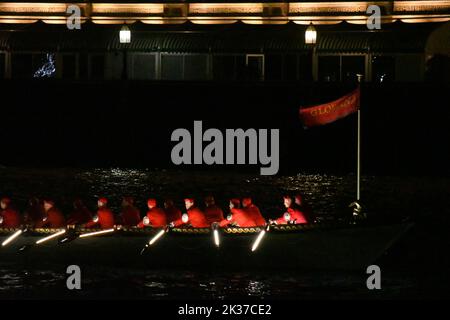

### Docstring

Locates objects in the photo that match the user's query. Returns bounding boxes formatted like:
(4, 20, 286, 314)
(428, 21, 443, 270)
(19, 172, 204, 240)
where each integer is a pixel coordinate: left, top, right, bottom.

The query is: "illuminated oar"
(140, 226, 170, 255)
(2, 229, 23, 247)
(251, 225, 270, 252)
(211, 223, 220, 248)
(79, 228, 115, 238)
(36, 229, 66, 245)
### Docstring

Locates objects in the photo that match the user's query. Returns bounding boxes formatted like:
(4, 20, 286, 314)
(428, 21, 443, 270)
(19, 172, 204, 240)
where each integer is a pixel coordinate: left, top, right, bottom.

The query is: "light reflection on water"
(0, 267, 418, 299)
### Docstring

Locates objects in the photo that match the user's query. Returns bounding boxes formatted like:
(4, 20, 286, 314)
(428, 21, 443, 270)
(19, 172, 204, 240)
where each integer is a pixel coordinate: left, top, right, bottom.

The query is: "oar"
(251, 224, 271, 252)
(2, 228, 25, 247)
(140, 225, 170, 255)
(78, 228, 115, 238)
(35, 229, 67, 244)
(211, 222, 220, 248)
(18, 228, 66, 252)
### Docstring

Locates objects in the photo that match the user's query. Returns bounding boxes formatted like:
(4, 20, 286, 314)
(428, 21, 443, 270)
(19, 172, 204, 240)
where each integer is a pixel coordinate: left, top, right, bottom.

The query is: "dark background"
(1, 80, 449, 176)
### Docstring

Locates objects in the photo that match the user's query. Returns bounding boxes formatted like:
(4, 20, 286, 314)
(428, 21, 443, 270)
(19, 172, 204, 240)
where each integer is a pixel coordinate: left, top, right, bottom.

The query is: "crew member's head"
(184, 198, 195, 210)
(98, 197, 108, 208)
(43, 199, 54, 212)
(229, 198, 240, 209)
(147, 198, 157, 209)
(73, 199, 84, 210)
(283, 195, 293, 209)
(122, 196, 134, 207)
(242, 197, 252, 208)
(294, 194, 303, 206)
(204, 196, 215, 207)
(0, 197, 11, 210)
(164, 199, 174, 209)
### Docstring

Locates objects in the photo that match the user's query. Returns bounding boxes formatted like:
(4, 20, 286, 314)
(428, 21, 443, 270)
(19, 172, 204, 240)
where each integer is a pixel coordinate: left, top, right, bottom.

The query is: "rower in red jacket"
(164, 199, 182, 224)
(0, 197, 21, 228)
(219, 198, 257, 228)
(138, 198, 167, 228)
(172, 198, 208, 228)
(23, 197, 45, 227)
(294, 193, 315, 223)
(119, 197, 141, 227)
(35, 199, 66, 228)
(85, 197, 115, 229)
(67, 199, 93, 225)
(274, 195, 308, 225)
(204, 196, 224, 224)
(242, 197, 266, 226)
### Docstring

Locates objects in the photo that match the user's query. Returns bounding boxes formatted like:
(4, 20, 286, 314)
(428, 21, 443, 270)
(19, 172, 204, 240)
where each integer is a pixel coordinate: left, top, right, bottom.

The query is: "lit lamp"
(305, 22, 317, 81)
(119, 24, 131, 79)
(119, 24, 131, 44)
(305, 23, 317, 45)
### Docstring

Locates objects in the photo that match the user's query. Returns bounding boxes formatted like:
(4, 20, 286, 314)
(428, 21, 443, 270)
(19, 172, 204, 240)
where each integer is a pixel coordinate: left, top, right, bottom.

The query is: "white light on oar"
(79, 228, 114, 238)
(2, 230, 23, 247)
(251, 230, 266, 252)
(36, 229, 66, 245)
(148, 229, 165, 245)
(213, 229, 220, 247)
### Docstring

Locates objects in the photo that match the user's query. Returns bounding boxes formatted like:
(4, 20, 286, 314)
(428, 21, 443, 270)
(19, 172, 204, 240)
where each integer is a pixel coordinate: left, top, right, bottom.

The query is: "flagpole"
(357, 108, 361, 201)
(356, 75, 362, 201)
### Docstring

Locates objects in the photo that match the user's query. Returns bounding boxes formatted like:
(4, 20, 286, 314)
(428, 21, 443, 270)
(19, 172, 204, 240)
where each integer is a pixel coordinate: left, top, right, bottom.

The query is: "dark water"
(0, 166, 449, 299)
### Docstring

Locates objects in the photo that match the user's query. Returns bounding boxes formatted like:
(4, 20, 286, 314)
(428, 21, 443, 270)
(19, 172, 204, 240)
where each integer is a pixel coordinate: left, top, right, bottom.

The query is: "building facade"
(0, 1, 449, 82)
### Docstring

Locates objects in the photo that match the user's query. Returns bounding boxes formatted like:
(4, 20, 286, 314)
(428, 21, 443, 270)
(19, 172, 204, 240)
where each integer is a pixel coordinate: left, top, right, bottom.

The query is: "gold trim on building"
(0, 1, 449, 24)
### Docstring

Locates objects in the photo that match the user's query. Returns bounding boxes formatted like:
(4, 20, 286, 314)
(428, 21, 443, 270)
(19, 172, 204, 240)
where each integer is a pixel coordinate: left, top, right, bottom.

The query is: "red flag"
(299, 87, 360, 128)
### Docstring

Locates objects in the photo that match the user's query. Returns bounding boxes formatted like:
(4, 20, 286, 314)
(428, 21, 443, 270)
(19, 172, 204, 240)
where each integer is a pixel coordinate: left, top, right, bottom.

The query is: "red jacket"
(204, 205, 224, 224)
(0, 208, 21, 228)
(219, 208, 257, 228)
(36, 207, 66, 228)
(165, 206, 182, 223)
(276, 207, 308, 225)
(244, 204, 266, 226)
(85, 207, 115, 229)
(67, 207, 92, 225)
(119, 205, 141, 227)
(24, 204, 45, 226)
(138, 207, 167, 228)
(173, 207, 209, 228)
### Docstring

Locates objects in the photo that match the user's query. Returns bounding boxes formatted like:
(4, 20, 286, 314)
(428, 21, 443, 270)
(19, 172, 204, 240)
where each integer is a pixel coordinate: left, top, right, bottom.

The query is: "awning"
(0, 20, 440, 54)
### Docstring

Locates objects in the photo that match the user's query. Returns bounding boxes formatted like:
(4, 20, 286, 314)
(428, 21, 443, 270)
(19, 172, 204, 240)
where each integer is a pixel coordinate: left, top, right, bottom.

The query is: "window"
(184, 55, 208, 80)
(342, 56, 365, 82)
(62, 54, 76, 79)
(132, 53, 157, 80)
(265, 54, 282, 81)
(213, 55, 236, 80)
(298, 54, 312, 82)
(372, 55, 395, 83)
(161, 54, 183, 80)
(79, 53, 88, 79)
(318, 56, 340, 82)
(246, 54, 264, 81)
(395, 55, 423, 82)
(11, 53, 33, 78)
(0, 53, 4, 78)
(319, 55, 365, 82)
(90, 54, 105, 79)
